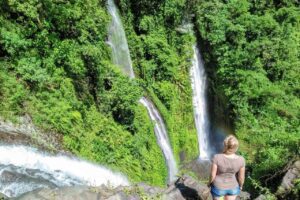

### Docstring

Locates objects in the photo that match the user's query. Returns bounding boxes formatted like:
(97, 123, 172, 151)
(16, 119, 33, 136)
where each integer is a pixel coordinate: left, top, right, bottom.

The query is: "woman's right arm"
(207, 163, 217, 187)
(238, 166, 245, 190)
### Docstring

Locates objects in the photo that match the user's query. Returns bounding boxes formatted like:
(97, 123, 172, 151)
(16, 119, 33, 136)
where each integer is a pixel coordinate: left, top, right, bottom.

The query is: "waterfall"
(0, 145, 129, 197)
(107, 0, 135, 78)
(190, 45, 212, 160)
(139, 97, 178, 182)
(107, 0, 177, 182)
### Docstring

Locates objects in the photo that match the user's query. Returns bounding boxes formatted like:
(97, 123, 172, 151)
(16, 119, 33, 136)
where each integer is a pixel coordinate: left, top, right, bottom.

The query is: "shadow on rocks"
(163, 176, 211, 200)
(175, 178, 202, 200)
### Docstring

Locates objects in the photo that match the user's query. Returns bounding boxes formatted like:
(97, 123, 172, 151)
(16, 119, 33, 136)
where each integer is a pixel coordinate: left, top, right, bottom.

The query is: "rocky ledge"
(0, 175, 251, 200)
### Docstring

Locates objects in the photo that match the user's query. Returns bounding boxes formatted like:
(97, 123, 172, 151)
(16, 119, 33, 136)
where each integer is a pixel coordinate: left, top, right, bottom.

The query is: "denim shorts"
(211, 185, 240, 197)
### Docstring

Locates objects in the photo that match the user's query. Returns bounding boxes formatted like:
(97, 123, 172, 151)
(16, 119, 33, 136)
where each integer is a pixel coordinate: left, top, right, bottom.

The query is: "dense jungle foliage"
(0, 0, 299, 197)
(0, 0, 168, 185)
(117, 0, 199, 163)
(118, 0, 300, 195)
(193, 0, 300, 196)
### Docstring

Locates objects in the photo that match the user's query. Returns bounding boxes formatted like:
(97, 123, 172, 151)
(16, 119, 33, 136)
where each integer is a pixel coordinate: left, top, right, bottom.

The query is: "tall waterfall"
(0, 145, 129, 197)
(107, 0, 177, 182)
(190, 45, 212, 160)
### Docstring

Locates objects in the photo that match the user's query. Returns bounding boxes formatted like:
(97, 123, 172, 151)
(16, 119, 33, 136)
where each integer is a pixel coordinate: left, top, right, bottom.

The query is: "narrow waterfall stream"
(107, 0, 134, 78)
(107, 0, 177, 182)
(0, 145, 129, 197)
(139, 97, 178, 182)
(190, 45, 213, 160)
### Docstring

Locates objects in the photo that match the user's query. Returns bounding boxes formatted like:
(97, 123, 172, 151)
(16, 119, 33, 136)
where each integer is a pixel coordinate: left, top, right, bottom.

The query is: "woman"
(207, 135, 245, 200)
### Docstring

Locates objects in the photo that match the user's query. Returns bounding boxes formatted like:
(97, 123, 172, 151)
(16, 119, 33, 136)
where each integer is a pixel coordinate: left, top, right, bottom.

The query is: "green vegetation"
(1, 0, 299, 196)
(118, 0, 199, 162)
(0, 0, 166, 186)
(193, 0, 300, 195)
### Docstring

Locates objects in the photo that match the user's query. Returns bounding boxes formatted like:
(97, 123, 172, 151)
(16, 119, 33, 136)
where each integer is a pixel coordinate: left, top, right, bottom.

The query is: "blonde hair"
(223, 135, 239, 154)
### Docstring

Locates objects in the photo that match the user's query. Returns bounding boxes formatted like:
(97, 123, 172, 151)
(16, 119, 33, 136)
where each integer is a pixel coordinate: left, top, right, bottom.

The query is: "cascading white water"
(139, 97, 178, 182)
(107, 0, 135, 78)
(0, 145, 129, 197)
(107, 0, 177, 182)
(190, 45, 211, 160)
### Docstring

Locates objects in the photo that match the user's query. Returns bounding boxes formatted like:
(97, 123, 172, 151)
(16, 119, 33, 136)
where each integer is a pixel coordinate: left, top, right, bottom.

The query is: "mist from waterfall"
(107, 0, 178, 182)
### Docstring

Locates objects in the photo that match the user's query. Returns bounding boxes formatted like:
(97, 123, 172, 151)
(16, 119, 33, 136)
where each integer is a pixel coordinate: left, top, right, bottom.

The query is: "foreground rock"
(14, 185, 153, 200)
(0, 176, 252, 200)
(14, 177, 209, 200)
(7, 175, 252, 200)
(163, 175, 211, 200)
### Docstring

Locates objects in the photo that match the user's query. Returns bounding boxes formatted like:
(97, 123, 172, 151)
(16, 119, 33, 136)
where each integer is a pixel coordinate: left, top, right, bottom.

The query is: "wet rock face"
(0, 115, 35, 136)
(0, 116, 64, 152)
(0, 115, 45, 146)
